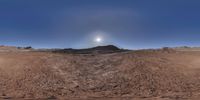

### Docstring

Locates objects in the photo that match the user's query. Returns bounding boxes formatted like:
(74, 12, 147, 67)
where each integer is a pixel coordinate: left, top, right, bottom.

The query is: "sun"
(95, 37, 102, 43)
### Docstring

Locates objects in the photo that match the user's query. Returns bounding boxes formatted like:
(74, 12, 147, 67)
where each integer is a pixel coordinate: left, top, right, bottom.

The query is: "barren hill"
(51, 45, 127, 54)
(0, 46, 200, 100)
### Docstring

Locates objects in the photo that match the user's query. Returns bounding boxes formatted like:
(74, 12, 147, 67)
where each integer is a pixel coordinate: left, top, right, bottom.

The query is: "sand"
(0, 47, 200, 100)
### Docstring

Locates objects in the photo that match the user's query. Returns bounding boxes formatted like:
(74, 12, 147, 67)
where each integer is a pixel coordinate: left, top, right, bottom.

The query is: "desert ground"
(0, 46, 200, 100)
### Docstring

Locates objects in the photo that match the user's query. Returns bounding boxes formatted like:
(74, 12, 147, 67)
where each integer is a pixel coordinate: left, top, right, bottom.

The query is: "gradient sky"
(0, 0, 200, 49)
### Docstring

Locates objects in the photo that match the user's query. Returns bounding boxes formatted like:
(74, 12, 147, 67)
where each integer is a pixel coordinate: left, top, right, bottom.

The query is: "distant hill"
(0, 45, 32, 52)
(172, 46, 200, 51)
(51, 45, 129, 54)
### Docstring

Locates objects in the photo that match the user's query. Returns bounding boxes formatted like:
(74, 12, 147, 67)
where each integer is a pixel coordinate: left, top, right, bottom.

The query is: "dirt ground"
(0, 47, 200, 100)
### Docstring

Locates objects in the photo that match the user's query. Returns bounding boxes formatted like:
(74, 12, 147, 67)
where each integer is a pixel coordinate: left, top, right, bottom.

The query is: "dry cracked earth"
(0, 46, 200, 100)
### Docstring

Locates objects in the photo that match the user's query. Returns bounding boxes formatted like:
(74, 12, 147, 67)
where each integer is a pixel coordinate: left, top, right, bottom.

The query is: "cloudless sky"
(0, 0, 200, 49)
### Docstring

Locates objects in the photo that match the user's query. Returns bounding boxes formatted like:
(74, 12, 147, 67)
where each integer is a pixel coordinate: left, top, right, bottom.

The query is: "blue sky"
(0, 0, 200, 49)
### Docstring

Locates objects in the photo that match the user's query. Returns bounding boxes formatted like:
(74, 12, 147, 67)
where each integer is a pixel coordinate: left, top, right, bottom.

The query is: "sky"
(0, 0, 200, 49)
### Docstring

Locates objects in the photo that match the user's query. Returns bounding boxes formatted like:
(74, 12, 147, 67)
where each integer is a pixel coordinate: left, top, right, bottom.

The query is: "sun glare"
(95, 37, 102, 43)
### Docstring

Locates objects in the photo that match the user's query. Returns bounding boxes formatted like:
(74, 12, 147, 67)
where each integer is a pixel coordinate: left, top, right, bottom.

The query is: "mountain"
(51, 45, 129, 54)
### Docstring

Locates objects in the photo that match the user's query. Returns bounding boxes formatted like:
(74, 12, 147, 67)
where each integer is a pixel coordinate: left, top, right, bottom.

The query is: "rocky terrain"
(0, 45, 200, 100)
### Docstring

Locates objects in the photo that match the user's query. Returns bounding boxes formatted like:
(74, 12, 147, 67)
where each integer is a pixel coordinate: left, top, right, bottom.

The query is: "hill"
(51, 45, 128, 54)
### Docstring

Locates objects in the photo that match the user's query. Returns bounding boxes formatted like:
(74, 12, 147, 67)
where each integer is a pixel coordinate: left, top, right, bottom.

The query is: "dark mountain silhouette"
(52, 45, 128, 54)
